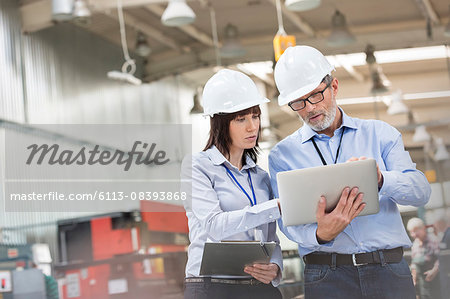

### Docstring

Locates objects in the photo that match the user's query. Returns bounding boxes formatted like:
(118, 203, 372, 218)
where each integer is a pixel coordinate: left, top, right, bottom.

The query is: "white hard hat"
(274, 46, 335, 106)
(202, 69, 270, 117)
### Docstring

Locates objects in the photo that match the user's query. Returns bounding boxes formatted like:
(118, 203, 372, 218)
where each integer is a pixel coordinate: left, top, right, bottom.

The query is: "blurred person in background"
(432, 210, 450, 298)
(181, 69, 283, 299)
(407, 217, 441, 299)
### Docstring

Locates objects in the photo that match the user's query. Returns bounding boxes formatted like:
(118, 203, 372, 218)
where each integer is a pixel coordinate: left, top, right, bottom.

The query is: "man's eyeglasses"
(288, 82, 331, 111)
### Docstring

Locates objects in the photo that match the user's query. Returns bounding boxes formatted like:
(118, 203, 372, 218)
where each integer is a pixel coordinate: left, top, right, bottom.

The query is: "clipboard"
(199, 241, 276, 276)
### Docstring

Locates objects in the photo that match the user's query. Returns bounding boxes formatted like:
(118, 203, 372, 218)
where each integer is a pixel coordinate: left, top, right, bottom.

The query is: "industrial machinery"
(55, 201, 188, 299)
(0, 244, 51, 299)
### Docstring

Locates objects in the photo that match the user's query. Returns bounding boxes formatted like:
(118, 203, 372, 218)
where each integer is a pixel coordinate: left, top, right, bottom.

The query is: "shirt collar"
(299, 107, 358, 144)
(207, 145, 257, 170)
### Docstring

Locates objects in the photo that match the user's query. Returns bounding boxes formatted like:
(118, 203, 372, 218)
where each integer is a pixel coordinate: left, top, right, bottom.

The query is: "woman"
(181, 69, 283, 299)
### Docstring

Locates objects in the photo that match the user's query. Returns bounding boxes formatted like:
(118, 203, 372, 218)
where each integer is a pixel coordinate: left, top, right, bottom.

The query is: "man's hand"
(424, 266, 439, 282)
(347, 156, 383, 189)
(316, 187, 365, 243)
(411, 268, 417, 285)
(244, 263, 279, 284)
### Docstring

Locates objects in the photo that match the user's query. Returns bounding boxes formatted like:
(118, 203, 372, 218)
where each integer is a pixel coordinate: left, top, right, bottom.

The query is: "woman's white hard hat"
(202, 69, 270, 117)
(274, 46, 335, 106)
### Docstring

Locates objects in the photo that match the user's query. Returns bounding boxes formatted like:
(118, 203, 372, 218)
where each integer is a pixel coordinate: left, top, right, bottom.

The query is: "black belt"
(303, 247, 403, 266)
(185, 277, 262, 285)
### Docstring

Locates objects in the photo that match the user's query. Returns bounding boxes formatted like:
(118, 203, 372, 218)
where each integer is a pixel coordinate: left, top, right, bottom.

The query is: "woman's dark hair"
(203, 105, 261, 165)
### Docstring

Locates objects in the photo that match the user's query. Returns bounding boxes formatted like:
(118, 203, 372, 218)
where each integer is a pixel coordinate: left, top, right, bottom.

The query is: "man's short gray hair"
(321, 74, 333, 85)
(407, 217, 425, 231)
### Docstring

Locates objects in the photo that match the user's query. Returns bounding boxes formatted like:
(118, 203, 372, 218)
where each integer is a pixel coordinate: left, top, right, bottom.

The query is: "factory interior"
(0, 0, 450, 298)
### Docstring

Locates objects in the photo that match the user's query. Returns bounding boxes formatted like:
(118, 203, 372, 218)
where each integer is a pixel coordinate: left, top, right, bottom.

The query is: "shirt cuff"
(269, 243, 283, 287)
(299, 226, 335, 251)
(312, 226, 335, 248)
(271, 265, 282, 287)
(258, 199, 281, 222)
(379, 170, 398, 198)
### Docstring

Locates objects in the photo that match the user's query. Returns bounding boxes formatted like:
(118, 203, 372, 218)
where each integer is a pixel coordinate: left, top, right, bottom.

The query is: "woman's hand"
(244, 263, 279, 284)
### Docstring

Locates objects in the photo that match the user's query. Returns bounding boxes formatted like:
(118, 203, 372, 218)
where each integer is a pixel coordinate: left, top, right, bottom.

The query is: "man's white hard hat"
(274, 46, 335, 106)
(202, 69, 269, 117)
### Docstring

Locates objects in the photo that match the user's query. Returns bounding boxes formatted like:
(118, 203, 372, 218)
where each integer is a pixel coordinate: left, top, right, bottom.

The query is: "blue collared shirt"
(268, 108, 431, 257)
(181, 146, 282, 285)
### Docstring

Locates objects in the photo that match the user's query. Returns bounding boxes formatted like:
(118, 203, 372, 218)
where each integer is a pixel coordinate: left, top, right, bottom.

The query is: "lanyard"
(222, 165, 257, 206)
(311, 127, 345, 166)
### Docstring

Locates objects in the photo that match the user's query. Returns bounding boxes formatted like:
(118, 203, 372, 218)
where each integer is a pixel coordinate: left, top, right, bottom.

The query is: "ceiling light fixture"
(135, 32, 152, 57)
(285, 0, 321, 11)
(327, 10, 356, 47)
(434, 137, 449, 161)
(365, 44, 391, 95)
(161, 0, 196, 27)
(413, 125, 431, 143)
(370, 69, 391, 94)
(190, 87, 203, 114)
(220, 24, 246, 58)
(107, 71, 142, 85)
(52, 0, 74, 21)
(387, 90, 409, 115)
(73, 0, 91, 24)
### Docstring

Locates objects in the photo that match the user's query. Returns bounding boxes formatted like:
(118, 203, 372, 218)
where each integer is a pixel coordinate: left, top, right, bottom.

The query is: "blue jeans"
(184, 280, 282, 299)
(304, 258, 415, 299)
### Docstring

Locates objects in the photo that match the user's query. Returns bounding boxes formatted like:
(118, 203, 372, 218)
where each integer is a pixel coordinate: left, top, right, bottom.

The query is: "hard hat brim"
(203, 97, 270, 117)
(278, 78, 324, 106)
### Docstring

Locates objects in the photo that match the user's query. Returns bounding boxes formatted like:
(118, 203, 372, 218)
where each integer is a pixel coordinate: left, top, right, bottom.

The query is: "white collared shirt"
(181, 146, 282, 285)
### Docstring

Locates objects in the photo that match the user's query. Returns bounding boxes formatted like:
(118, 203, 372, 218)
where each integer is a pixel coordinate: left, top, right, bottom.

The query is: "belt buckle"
(352, 253, 368, 266)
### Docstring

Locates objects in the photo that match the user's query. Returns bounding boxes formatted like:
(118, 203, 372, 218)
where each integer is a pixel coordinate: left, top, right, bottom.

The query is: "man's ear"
(332, 78, 339, 97)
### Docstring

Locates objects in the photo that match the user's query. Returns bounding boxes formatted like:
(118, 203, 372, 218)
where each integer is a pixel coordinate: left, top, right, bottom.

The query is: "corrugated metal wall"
(0, 0, 26, 123)
(0, 0, 194, 262)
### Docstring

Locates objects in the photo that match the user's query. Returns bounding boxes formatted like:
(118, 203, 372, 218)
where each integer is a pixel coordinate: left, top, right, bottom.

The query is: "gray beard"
(302, 100, 337, 132)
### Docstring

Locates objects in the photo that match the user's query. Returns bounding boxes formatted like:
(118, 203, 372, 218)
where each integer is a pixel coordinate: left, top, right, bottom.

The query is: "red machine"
(55, 201, 188, 299)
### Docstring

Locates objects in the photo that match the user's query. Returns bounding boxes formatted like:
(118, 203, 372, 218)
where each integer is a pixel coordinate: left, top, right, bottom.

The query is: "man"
(407, 217, 441, 299)
(269, 46, 431, 299)
(433, 211, 450, 298)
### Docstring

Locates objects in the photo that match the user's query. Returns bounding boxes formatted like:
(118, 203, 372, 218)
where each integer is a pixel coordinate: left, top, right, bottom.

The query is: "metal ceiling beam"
(20, 0, 53, 33)
(102, 9, 189, 53)
(266, 0, 316, 37)
(88, 0, 177, 10)
(20, 0, 189, 52)
(146, 23, 450, 83)
(19, 0, 171, 33)
(236, 64, 275, 87)
(144, 5, 216, 47)
(333, 55, 365, 83)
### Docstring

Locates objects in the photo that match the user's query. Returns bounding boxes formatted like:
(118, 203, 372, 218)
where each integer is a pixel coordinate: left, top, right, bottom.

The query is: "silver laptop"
(277, 159, 380, 226)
